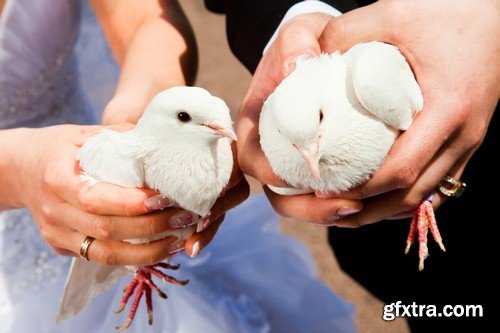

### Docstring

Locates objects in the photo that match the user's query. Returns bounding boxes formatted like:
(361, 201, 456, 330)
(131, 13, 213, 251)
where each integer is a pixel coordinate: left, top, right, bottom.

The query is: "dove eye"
(319, 109, 324, 122)
(177, 111, 192, 123)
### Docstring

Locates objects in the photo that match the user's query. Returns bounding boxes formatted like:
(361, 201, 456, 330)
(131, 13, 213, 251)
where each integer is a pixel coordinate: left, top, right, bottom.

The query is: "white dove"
(260, 41, 445, 270)
(57, 86, 236, 330)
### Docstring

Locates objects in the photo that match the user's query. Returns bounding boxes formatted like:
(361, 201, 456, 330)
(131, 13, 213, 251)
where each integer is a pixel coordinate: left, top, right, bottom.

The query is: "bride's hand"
(5, 124, 199, 266)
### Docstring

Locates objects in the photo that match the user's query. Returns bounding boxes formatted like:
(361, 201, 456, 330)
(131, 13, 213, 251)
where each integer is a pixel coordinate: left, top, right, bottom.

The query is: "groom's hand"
(237, 13, 363, 225)
(318, 0, 499, 226)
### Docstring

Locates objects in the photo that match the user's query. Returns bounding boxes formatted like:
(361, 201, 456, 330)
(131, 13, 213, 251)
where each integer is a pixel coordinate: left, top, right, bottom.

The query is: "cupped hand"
(317, 0, 500, 226)
(103, 98, 249, 259)
(11, 124, 204, 266)
(237, 13, 363, 225)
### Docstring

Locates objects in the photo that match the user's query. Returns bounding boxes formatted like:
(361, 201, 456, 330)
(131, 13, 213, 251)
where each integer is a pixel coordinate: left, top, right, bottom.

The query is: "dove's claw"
(114, 262, 187, 329)
(115, 277, 139, 314)
(405, 197, 446, 270)
(145, 284, 153, 325)
(116, 282, 144, 331)
(405, 214, 418, 254)
(115, 319, 132, 332)
(156, 262, 181, 270)
(144, 265, 190, 286)
(142, 274, 168, 299)
(424, 200, 446, 252)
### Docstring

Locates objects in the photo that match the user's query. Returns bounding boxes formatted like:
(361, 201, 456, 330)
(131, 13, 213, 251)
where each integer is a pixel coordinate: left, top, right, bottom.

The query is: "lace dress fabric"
(0, 0, 113, 313)
(0, 1, 356, 332)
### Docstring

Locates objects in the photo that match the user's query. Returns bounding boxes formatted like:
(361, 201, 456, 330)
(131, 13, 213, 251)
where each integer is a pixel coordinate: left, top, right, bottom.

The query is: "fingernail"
(190, 241, 201, 258)
(168, 212, 197, 228)
(145, 195, 174, 211)
(168, 241, 185, 255)
(196, 215, 211, 233)
(315, 191, 339, 199)
(337, 207, 361, 217)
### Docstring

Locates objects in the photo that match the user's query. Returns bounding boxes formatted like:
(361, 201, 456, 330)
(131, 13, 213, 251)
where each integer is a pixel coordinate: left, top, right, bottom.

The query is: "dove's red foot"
(405, 195, 446, 271)
(114, 263, 189, 331)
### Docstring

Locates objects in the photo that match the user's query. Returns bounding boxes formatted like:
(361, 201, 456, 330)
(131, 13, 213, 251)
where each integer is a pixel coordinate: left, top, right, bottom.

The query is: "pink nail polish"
(145, 195, 174, 211)
(196, 215, 211, 233)
(168, 241, 185, 255)
(168, 212, 197, 228)
(315, 191, 339, 199)
(337, 207, 361, 217)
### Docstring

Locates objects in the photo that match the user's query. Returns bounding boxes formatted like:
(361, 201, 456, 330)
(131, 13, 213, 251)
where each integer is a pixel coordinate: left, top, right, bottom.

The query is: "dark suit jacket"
(204, 0, 375, 72)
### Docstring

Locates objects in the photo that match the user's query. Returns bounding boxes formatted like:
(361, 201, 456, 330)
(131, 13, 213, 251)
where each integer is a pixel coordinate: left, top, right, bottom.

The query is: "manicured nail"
(168, 212, 197, 228)
(315, 191, 339, 199)
(145, 195, 174, 211)
(168, 241, 185, 255)
(196, 215, 211, 233)
(190, 241, 201, 258)
(337, 207, 361, 217)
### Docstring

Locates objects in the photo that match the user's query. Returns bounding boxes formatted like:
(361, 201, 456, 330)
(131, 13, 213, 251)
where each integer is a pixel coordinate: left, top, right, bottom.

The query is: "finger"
(52, 156, 166, 216)
(273, 16, 323, 76)
(386, 192, 448, 220)
(263, 186, 362, 225)
(319, 2, 390, 53)
(185, 215, 225, 257)
(237, 63, 291, 188)
(64, 231, 184, 266)
(53, 202, 197, 240)
(336, 145, 470, 227)
(73, 124, 135, 146)
(237, 17, 325, 188)
(236, 128, 288, 186)
(198, 178, 250, 232)
(342, 98, 459, 200)
(224, 141, 245, 191)
(70, 179, 168, 216)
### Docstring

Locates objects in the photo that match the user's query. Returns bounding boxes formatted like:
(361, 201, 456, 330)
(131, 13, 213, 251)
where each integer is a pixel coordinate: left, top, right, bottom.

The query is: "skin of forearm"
(90, 0, 197, 125)
(0, 128, 31, 210)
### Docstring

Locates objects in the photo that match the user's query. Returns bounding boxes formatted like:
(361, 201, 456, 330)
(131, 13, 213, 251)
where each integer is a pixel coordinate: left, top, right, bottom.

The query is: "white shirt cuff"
(263, 0, 342, 54)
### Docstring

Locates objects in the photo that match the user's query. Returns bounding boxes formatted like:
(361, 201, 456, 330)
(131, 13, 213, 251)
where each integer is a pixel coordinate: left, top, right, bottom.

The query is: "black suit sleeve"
(205, 0, 363, 73)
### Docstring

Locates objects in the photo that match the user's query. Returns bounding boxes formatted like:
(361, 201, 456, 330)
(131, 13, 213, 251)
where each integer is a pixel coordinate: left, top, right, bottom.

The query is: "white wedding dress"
(0, 1, 356, 332)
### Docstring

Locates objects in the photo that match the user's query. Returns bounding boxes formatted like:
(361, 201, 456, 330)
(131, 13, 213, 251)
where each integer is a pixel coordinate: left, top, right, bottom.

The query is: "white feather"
(344, 41, 423, 130)
(57, 86, 234, 321)
(260, 42, 423, 195)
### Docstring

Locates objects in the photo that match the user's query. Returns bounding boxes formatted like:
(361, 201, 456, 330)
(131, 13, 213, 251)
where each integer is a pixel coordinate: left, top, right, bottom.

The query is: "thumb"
(271, 13, 333, 77)
(319, 3, 390, 53)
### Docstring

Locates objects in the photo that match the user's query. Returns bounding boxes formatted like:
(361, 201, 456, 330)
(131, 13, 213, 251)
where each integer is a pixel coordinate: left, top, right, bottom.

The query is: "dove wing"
(78, 129, 145, 187)
(344, 41, 423, 130)
(56, 258, 131, 322)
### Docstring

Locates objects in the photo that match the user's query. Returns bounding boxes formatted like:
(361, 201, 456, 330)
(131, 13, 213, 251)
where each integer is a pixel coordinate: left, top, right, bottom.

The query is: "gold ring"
(438, 176, 466, 197)
(79, 236, 95, 261)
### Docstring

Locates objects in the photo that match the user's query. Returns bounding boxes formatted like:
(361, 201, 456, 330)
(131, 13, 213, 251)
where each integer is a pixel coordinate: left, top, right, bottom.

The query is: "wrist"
(102, 94, 147, 125)
(0, 127, 35, 209)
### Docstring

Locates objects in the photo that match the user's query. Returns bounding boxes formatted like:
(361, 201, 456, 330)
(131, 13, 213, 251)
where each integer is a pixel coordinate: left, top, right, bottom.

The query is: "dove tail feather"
(56, 258, 131, 323)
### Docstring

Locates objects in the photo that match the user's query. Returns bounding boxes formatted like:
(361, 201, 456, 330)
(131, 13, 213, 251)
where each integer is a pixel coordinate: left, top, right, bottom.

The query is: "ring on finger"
(79, 235, 95, 261)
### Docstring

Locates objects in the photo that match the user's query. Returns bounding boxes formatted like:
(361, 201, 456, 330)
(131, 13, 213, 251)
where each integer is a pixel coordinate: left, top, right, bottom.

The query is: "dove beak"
(205, 121, 237, 142)
(296, 142, 321, 180)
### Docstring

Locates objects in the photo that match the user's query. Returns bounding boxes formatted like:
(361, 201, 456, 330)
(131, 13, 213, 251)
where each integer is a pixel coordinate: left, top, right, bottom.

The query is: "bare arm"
(89, 0, 197, 124)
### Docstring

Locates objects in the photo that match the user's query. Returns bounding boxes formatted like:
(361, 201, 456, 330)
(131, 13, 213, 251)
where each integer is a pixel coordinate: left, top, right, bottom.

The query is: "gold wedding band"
(79, 236, 95, 261)
(438, 176, 467, 197)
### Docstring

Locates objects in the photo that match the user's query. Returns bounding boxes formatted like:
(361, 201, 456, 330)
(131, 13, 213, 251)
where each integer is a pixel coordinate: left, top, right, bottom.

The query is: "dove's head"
(137, 86, 236, 143)
(265, 74, 325, 180)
